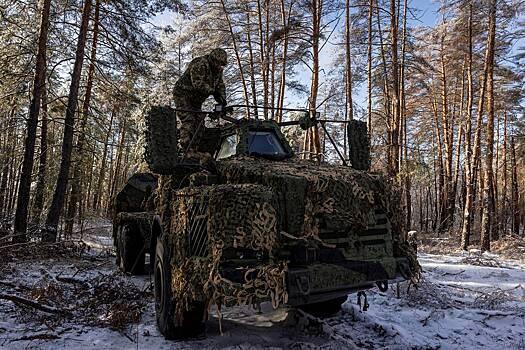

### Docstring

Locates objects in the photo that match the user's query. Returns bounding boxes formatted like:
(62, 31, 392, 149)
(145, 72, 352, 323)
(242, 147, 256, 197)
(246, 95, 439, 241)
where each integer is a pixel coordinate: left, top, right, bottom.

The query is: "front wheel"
(154, 234, 206, 339)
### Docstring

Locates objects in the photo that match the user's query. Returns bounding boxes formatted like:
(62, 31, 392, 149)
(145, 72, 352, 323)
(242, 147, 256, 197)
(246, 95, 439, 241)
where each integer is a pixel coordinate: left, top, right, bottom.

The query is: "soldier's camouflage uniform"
(173, 48, 227, 160)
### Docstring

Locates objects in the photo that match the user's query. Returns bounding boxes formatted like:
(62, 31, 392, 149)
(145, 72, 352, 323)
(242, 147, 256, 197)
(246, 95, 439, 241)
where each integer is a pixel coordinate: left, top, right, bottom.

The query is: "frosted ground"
(1, 223, 524, 350)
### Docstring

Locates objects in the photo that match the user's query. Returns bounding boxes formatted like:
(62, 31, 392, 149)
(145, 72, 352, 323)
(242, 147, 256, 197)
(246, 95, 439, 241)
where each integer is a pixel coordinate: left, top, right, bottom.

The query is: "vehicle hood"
(217, 157, 401, 240)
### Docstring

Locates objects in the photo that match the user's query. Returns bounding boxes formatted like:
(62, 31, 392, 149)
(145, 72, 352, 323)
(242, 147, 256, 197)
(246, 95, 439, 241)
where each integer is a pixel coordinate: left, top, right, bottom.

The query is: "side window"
(217, 134, 238, 159)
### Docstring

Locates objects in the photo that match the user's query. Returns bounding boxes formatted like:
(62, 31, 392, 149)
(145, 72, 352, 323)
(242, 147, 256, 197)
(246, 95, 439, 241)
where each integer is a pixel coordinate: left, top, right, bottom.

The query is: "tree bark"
(256, 0, 268, 119)
(501, 111, 508, 236)
(308, 0, 322, 160)
(31, 70, 49, 224)
(0, 105, 16, 218)
(400, 0, 409, 229)
(108, 120, 127, 215)
(245, 5, 259, 118)
(480, 0, 496, 252)
(367, 0, 373, 135)
(461, 2, 475, 250)
(13, 0, 52, 242)
(65, 0, 100, 237)
(276, 0, 292, 122)
(389, 0, 400, 177)
(93, 111, 114, 212)
(439, 31, 454, 233)
(343, 0, 353, 159)
(42, 0, 92, 242)
(510, 136, 520, 235)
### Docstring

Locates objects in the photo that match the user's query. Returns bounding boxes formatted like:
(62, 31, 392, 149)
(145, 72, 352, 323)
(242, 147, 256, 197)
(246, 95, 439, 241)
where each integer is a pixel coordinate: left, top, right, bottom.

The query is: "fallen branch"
(441, 270, 465, 276)
(0, 280, 30, 290)
(0, 293, 70, 315)
(10, 333, 60, 342)
(56, 276, 91, 287)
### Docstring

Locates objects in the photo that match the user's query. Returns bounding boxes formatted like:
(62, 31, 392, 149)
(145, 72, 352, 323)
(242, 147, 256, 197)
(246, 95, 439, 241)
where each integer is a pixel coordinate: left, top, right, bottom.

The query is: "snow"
(1, 225, 525, 350)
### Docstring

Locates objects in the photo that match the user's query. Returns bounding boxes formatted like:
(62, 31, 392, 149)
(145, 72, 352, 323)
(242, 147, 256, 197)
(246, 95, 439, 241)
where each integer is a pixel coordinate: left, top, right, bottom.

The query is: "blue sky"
(410, 0, 440, 26)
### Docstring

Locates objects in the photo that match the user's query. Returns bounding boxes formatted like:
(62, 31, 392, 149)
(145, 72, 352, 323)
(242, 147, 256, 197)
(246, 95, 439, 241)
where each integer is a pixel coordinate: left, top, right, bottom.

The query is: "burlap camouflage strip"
(155, 178, 288, 327)
(347, 119, 371, 171)
(216, 157, 402, 243)
(144, 106, 178, 174)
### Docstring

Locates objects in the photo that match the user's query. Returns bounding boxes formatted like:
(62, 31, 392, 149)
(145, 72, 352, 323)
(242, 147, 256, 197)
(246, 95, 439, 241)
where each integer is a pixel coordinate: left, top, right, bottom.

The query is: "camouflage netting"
(154, 153, 419, 325)
(144, 106, 178, 174)
(347, 120, 371, 171)
(155, 178, 288, 327)
(217, 157, 403, 244)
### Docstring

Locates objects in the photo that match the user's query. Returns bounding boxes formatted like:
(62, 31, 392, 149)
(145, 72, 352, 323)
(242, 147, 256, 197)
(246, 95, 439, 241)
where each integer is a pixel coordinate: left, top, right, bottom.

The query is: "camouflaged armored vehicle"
(113, 105, 418, 339)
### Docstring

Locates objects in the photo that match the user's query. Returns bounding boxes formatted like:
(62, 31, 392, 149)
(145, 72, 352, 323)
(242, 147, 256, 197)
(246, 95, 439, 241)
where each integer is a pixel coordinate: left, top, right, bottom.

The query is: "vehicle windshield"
(216, 130, 288, 160)
(247, 131, 287, 157)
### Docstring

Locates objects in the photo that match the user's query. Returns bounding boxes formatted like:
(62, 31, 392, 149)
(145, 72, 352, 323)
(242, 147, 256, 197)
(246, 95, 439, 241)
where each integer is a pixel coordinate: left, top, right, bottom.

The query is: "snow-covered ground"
(1, 226, 524, 350)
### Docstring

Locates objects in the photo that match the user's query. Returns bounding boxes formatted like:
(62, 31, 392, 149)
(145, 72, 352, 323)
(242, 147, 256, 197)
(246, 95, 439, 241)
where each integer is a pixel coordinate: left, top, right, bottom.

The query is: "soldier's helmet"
(209, 48, 228, 67)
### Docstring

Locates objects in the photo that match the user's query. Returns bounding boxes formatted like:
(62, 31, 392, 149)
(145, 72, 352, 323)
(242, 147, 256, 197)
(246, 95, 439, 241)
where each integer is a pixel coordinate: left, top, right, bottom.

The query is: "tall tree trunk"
(245, 5, 259, 118)
(276, 0, 292, 122)
(367, 0, 373, 135)
(493, 113, 500, 238)
(43, 0, 92, 242)
(502, 111, 508, 236)
(13, 0, 52, 242)
(0, 105, 16, 218)
(431, 94, 445, 231)
(480, 0, 496, 252)
(256, 0, 268, 119)
(308, 0, 322, 160)
(345, 0, 353, 124)
(108, 120, 127, 215)
(9, 162, 22, 216)
(389, 0, 400, 177)
(461, 2, 475, 250)
(451, 60, 466, 234)
(264, 0, 271, 117)
(65, 0, 100, 237)
(343, 0, 353, 159)
(510, 136, 520, 235)
(84, 149, 95, 215)
(93, 111, 114, 212)
(31, 71, 49, 223)
(439, 32, 454, 233)
(376, 4, 391, 135)
(400, 0, 409, 229)
(270, 40, 277, 119)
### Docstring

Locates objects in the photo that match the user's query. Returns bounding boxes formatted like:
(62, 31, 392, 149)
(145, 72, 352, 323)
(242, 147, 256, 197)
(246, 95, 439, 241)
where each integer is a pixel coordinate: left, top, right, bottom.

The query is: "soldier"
(173, 48, 228, 163)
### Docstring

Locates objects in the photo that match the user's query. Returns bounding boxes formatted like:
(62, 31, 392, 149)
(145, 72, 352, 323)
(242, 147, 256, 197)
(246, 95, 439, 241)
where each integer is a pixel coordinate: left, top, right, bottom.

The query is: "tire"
(154, 234, 206, 339)
(298, 296, 348, 318)
(118, 223, 145, 274)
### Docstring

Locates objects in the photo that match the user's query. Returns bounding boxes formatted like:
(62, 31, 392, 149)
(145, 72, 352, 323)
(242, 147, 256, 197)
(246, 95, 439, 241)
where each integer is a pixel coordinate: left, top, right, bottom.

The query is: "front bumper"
(285, 257, 409, 306)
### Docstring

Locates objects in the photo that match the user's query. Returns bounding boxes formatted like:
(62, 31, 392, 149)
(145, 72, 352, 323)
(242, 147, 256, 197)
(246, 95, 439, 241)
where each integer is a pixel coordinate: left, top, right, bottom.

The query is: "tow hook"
(357, 291, 369, 311)
(296, 274, 310, 295)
